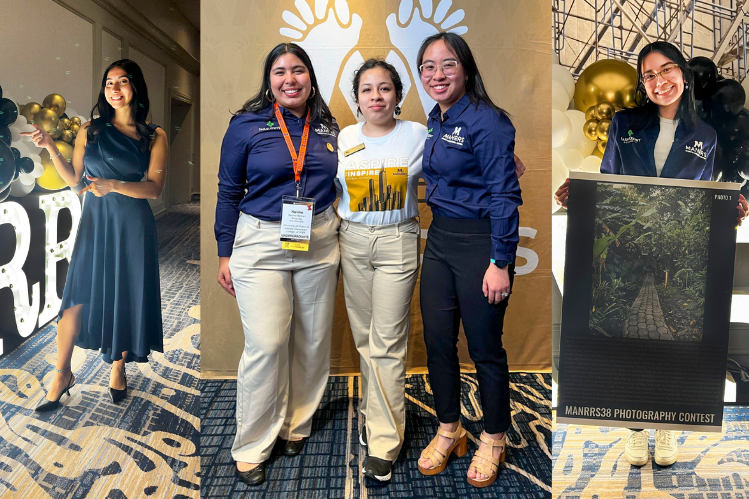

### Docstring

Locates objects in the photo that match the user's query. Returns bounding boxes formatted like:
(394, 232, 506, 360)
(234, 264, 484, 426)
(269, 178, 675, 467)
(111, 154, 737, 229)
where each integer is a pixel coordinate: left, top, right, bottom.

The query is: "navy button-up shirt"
(601, 107, 716, 180)
(215, 106, 339, 257)
(423, 94, 522, 264)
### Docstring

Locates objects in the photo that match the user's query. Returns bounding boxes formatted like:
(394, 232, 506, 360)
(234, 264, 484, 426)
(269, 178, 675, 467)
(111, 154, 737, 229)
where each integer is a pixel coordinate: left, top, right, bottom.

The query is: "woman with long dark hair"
(214, 43, 340, 486)
(555, 41, 747, 467)
(414, 32, 522, 488)
(23, 59, 168, 410)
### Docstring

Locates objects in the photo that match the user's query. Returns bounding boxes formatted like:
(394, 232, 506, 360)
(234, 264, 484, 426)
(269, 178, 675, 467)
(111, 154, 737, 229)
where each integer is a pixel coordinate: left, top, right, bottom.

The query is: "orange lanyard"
(274, 102, 311, 197)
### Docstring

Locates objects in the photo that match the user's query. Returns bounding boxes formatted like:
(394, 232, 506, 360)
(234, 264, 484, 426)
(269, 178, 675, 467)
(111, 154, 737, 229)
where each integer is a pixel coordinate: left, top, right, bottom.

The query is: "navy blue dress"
(59, 122, 163, 363)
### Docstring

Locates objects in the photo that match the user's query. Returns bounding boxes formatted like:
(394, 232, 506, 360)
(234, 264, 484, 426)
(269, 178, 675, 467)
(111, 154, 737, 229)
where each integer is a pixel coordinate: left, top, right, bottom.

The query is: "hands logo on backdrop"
(279, 0, 468, 120)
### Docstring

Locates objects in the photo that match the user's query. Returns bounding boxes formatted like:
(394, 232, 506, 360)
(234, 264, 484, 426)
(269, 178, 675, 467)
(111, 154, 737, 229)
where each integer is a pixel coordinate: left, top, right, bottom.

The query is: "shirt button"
(369, 227, 374, 232)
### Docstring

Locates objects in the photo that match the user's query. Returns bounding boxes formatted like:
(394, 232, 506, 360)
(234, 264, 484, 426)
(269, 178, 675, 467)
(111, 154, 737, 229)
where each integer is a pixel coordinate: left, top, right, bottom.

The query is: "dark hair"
(88, 59, 152, 152)
(235, 43, 333, 128)
(416, 32, 508, 117)
(351, 59, 404, 117)
(635, 41, 698, 129)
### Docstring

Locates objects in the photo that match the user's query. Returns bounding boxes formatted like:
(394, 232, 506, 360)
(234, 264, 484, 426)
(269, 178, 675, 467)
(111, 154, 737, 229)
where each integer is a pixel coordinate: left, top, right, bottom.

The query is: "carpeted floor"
(200, 372, 551, 498)
(0, 203, 201, 499)
(553, 407, 749, 498)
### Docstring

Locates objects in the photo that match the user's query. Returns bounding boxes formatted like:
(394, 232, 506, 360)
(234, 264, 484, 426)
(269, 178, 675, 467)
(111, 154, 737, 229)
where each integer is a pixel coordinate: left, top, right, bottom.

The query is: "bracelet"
(50, 152, 62, 160)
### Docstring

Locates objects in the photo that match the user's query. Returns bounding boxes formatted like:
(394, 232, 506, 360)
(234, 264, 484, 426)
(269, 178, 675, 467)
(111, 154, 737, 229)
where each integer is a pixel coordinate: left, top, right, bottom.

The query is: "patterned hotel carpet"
(200, 373, 551, 498)
(0, 203, 200, 498)
(553, 407, 749, 498)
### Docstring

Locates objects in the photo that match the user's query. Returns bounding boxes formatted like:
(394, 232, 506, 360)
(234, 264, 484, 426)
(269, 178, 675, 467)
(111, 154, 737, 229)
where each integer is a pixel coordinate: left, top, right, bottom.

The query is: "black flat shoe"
(108, 369, 128, 403)
(281, 438, 306, 456)
(363, 456, 393, 482)
(36, 370, 75, 412)
(236, 462, 266, 486)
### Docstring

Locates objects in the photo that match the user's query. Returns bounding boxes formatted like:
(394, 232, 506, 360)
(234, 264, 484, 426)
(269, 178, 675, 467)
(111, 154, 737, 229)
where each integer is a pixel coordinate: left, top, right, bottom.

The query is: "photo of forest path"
(589, 182, 711, 342)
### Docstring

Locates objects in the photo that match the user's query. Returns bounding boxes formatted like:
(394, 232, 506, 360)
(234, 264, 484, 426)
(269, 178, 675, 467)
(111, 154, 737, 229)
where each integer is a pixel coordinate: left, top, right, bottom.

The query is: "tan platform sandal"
(417, 423, 468, 476)
(467, 431, 506, 488)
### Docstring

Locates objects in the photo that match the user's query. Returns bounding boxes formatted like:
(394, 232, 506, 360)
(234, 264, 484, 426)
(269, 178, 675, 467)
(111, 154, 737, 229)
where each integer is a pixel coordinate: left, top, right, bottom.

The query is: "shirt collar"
(428, 93, 471, 122)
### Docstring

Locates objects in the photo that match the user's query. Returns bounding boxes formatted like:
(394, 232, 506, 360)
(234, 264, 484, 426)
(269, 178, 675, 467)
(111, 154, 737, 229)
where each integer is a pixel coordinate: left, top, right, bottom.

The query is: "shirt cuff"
(217, 242, 234, 258)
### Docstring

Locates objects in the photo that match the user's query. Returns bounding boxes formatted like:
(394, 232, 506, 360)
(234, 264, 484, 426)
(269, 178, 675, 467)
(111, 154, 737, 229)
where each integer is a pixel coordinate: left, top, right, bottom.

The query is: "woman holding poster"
(555, 41, 748, 467)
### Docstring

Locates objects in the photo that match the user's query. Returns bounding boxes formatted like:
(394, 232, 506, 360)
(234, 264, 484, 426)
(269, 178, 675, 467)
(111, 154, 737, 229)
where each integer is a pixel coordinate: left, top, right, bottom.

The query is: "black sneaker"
(362, 456, 392, 482)
(359, 425, 367, 447)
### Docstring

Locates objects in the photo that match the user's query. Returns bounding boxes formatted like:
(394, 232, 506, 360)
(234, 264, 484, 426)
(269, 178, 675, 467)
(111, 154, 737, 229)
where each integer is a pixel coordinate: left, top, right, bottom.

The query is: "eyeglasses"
(419, 60, 460, 78)
(641, 63, 680, 85)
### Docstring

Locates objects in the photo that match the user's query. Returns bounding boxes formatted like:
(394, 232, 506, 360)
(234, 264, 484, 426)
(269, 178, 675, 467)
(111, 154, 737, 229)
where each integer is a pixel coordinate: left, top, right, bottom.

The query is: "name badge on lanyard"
(275, 102, 315, 250)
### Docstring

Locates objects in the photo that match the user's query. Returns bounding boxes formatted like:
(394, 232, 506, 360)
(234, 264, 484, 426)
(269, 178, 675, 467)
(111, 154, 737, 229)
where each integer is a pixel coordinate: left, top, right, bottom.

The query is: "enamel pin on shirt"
(343, 143, 365, 157)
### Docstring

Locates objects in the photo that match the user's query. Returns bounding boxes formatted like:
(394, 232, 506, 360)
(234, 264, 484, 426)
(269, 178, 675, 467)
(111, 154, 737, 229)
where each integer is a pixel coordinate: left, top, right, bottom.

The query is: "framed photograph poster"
(557, 171, 740, 431)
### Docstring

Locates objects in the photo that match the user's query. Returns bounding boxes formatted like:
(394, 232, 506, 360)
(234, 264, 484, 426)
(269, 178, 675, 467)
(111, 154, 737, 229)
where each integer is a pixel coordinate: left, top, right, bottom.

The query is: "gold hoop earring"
(265, 89, 275, 102)
(309, 87, 316, 99)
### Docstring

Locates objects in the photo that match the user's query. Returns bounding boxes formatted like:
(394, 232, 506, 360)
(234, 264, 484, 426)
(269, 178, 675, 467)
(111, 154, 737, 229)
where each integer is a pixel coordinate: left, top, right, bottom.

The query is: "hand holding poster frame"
(557, 171, 739, 431)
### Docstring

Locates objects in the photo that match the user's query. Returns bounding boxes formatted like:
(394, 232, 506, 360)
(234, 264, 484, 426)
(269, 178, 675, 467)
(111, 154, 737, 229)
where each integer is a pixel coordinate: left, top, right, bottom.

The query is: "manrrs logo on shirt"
(441, 126, 465, 146)
(314, 124, 337, 137)
(685, 140, 707, 159)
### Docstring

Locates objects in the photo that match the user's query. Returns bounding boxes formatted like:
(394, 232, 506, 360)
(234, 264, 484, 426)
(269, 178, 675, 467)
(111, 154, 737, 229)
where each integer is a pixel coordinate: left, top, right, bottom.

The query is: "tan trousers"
(339, 218, 419, 461)
(229, 206, 340, 463)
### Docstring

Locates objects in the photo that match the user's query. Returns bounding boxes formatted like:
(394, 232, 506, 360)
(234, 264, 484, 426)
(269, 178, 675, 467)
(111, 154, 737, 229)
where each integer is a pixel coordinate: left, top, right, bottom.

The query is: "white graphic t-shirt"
(335, 120, 426, 226)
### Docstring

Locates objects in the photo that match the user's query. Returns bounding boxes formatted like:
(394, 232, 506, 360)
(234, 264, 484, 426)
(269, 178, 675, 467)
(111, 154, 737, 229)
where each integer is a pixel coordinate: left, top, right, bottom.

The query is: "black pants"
(420, 215, 513, 434)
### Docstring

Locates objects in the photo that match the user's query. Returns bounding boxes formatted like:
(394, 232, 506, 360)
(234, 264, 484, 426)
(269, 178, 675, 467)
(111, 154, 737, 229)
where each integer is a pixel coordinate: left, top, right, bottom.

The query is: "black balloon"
(704, 79, 746, 118)
(0, 126, 11, 146)
(10, 147, 20, 160)
(0, 142, 15, 193)
(0, 98, 18, 127)
(719, 110, 749, 148)
(15, 156, 34, 175)
(0, 185, 10, 202)
(0, 83, 3, 100)
(689, 57, 718, 100)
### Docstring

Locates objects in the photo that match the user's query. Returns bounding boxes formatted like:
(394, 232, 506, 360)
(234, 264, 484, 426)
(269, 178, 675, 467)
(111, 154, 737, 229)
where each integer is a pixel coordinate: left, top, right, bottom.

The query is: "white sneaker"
(654, 430, 678, 466)
(624, 430, 649, 466)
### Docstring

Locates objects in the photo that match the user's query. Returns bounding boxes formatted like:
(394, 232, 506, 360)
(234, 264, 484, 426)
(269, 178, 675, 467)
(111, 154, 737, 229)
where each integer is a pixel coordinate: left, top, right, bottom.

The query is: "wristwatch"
(490, 258, 508, 269)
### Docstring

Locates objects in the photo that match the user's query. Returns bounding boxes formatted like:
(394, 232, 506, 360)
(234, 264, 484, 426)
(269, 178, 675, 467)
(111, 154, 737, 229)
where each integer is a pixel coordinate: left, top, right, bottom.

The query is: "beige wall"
(0, 0, 199, 216)
(201, 0, 552, 377)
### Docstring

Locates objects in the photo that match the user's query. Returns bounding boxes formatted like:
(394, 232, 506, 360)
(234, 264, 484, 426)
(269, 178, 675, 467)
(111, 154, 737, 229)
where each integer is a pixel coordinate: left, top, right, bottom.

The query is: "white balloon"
(552, 109, 571, 148)
(27, 153, 41, 164)
(18, 123, 35, 134)
(10, 128, 21, 143)
(552, 80, 571, 111)
(552, 52, 560, 65)
(552, 150, 568, 213)
(552, 64, 576, 101)
(581, 155, 602, 173)
(563, 149, 585, 171)
(19, 173, 35, 186)
(9, 177, 34, 197)
(11, 141, 30, 158)
(565, 109, 597, 156)
(66, 108, 79, 119)
(12, 114, 27, 129)
(31, 162, 44, 178)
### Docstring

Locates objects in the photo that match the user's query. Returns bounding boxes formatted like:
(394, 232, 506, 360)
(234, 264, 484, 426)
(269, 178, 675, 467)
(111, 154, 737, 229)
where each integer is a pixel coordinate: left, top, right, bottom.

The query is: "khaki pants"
(339, 218, 419, 461)
(229, 206, 340, 463)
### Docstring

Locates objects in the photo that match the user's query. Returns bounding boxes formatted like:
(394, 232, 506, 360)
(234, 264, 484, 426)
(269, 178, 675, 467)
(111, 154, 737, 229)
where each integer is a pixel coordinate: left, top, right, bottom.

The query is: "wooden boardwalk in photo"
(624, 273, 674, 340)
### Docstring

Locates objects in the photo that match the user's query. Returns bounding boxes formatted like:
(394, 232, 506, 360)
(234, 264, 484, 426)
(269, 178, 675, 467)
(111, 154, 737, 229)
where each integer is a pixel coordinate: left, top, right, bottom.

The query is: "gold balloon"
(574, 59, 639, 111)
(54, 140, 74, 160)
(33, 108, 59, 133)
(596, 119, 611, 141)
(42, 94, 67, 117)
(50, 126, 62, 139)
(592, 146, 604, 159)
(585, 105, 597, 121)
(584, 119, 600, 141)
(37, 142, 73, 191)
(60, 118, 70, 130)
(20, 102, 42, 123)
(71, 116, 82, 127)
(70, 123, 80, 134)
(595, 101, 615, 120)
(598, 140, 608, 154)
(62, 130, 74, 143)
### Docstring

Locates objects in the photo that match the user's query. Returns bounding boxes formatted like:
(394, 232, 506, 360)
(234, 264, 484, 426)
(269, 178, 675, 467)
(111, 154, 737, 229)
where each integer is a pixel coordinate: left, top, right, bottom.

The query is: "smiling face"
(641, 51, 685, 118)
(104, 66, 134, 110)
(269, 53, 312, 117)
(420, 39, 467, 113)
(357, 67, 398, 127)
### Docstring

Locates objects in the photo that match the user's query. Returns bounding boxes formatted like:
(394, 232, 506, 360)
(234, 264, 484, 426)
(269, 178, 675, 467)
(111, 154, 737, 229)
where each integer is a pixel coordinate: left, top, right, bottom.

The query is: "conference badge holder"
(280, 195, 315, 251)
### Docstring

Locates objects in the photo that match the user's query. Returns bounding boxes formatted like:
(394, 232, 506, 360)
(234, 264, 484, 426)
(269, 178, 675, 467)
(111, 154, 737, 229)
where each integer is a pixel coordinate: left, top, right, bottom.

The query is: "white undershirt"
(654, 117, 678, 176)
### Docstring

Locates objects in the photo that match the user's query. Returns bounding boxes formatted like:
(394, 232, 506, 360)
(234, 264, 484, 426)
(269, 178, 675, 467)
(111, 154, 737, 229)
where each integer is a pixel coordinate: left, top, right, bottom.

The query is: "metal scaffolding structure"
(553, 0, 749, 81)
